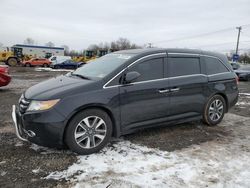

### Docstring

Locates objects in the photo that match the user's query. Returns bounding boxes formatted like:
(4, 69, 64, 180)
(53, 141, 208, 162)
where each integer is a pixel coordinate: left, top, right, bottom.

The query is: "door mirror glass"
(124, 71, 141, 83)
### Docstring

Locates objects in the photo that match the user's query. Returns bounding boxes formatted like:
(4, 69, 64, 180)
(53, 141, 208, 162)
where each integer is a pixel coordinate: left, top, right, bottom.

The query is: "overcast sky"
(1, 0, 250, 53)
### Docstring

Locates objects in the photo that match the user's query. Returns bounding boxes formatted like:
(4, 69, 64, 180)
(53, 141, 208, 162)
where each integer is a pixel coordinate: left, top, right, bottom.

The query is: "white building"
(13, 44, 64, 58)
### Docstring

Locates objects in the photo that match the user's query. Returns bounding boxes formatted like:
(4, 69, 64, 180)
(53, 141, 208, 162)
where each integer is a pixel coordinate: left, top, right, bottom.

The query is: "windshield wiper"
(71, 73, 91, 80)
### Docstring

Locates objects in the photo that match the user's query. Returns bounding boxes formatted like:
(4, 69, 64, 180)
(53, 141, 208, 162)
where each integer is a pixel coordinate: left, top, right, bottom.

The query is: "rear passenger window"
(168, 57, 200, 77)
(205, 57, 229, 75)
(128, 58, 164, 82)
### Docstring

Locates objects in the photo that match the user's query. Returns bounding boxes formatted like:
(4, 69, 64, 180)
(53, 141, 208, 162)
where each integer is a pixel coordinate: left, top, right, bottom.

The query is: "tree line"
(21, 37, 142, 56)
(1, 38, 250, 63)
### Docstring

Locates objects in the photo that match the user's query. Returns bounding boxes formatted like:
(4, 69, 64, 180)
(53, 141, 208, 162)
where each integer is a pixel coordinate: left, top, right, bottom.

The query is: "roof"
(114, 48, 226, 60)
(13, 44, 64, 50)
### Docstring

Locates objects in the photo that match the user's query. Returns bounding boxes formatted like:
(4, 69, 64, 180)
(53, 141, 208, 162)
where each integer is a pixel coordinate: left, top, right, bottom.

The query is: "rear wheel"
(7, 58, 18, 66)
(203, 95, 226, 126)
(65, 109, 112, 155)
(43, 63, 49, 67)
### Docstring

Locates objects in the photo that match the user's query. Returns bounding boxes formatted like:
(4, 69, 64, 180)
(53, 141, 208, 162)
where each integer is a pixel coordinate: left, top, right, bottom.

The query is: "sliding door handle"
(170, 88, 180, 92)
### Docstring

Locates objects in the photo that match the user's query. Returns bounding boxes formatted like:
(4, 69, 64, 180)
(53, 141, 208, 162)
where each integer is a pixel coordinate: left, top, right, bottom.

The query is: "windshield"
(239, 66, 250, 71)
(72, 53, 133, 79)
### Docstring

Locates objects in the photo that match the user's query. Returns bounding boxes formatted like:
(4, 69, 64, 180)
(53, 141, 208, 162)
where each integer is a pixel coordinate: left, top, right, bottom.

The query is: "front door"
(120, 55, 170, 131)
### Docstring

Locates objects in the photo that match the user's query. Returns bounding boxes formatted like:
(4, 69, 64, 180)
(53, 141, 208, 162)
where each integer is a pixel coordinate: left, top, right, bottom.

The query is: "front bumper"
(12, 105, 67, 148)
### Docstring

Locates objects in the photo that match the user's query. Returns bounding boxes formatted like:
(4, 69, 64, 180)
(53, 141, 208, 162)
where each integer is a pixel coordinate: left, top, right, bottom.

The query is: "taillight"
(0, 67, 9, 74)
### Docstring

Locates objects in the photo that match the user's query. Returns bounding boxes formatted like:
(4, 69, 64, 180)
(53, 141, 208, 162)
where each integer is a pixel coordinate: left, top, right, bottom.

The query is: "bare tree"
(88, 44, 100, 51)
(61, 45, 70, 55)
(116, 38, 131, 50)
(24, 38, 35, 45)
(85, 38, 142, 53)
(68, 50, 82, 57)
(110, 38, 142, 50)
(45, 41, 55, 47)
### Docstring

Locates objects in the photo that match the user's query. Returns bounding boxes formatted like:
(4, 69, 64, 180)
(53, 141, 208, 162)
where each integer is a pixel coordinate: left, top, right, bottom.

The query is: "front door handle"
(159, 89, 170, 93)
(170, 88, 180, 92)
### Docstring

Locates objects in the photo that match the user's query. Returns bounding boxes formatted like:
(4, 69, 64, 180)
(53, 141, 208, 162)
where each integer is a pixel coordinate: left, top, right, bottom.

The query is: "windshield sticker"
(117, 54, 131, 60)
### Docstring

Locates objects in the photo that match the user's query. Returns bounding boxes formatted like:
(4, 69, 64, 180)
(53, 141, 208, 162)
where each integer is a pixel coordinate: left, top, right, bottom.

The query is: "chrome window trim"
(168, 52, 200, 56)
(103, 53, 166, 89)
(169, 53, 230, 69)
(103, 52, 232, 89)
(103, 72, 233, 89)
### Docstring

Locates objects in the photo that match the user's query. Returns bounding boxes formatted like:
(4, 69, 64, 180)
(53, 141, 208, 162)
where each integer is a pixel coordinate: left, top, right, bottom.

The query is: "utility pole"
(235, 26, 242, 55)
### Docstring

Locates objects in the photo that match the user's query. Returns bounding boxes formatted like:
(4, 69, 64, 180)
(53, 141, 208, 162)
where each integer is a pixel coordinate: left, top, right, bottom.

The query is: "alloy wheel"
(74, 116, 107, 149)
(208, 99, 224, 122)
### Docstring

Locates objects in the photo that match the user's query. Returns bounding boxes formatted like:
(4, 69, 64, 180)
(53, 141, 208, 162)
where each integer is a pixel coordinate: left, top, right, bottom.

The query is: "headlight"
(27, 99, 60, 112)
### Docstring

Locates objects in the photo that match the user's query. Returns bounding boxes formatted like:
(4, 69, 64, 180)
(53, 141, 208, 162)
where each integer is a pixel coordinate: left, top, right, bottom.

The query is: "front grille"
(19, 97, 30, 114)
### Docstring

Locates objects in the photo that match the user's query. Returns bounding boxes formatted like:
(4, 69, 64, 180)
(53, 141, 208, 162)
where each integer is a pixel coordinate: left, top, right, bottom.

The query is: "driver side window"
(128, 58, 164, 82)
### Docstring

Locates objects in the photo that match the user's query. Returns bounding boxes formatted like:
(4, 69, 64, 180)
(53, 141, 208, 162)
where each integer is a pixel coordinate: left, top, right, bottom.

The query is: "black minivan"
(12, 48, 238, 154)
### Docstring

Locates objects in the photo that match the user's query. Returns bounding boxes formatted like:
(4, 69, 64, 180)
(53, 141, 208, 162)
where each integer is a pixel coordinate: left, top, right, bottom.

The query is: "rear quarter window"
(205, 57, 229, 75)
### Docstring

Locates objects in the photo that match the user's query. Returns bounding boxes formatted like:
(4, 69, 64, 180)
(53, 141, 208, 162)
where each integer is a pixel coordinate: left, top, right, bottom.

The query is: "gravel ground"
(0, 67, 250, 187)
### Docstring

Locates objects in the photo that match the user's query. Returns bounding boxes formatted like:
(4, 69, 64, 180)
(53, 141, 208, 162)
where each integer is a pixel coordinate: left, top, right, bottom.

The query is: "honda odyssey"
(12, 48, 238, 154)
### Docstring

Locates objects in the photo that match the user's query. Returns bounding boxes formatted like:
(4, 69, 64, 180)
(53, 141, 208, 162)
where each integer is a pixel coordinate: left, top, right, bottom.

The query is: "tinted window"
(128, 58, 164, 82)
(168, 57, 200, 77)
(205, 57, 229, 75)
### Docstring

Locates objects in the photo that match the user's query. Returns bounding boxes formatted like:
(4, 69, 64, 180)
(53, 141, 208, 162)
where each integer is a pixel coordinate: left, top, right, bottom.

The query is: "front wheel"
(65, 109, 112, 155)
(25, 63, 31, 67)
(7, 58, 18, 66)
(203, 95, 226, 126)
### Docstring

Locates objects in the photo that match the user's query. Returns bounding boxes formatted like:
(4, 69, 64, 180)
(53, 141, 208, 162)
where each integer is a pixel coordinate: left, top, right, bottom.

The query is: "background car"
(230, 62, 241, 70)
(234, 65, 250, 81)
(0, 65, 11, 87)
(50, 60, 85, 69)
(22, 58, 51, 67)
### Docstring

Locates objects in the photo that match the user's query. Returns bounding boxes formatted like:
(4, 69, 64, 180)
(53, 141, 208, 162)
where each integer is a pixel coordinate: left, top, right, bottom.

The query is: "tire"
(65, 109, 113, 155)
(25, 63, 31, 67)
(54, 65, 59, 69)
(43, 63, 49, 67)
(7, 58, 18, 66)
(203, 95, 226, 126)
(247, 76, 250, 81)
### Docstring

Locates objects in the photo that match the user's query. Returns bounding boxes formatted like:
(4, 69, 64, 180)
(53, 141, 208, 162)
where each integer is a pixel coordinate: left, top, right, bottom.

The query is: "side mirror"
(124, 71, 141, 84)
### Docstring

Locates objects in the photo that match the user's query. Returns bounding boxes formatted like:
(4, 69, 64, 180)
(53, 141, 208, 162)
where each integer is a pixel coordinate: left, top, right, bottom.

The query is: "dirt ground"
(0, 67, 250, 187)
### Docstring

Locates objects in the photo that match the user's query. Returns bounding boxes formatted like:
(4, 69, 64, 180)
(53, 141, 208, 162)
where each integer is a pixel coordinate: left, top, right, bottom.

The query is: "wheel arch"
(63, 104, 120, 145)
(207, 92, 229, 112)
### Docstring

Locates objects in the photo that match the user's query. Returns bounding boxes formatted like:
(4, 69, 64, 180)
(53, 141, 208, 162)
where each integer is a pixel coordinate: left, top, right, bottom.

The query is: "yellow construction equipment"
(72, 50, 96, 63)
(0, 47, 23, 66)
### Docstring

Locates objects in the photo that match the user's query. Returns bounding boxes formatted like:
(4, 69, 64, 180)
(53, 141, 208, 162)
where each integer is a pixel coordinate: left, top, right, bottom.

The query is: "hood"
(25, 75, 94, 100)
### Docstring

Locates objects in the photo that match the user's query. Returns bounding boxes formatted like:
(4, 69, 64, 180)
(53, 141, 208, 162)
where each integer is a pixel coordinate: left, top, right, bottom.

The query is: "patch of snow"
(239, 93, 250, 96)
(0, 161, 6, 165)
(32, 168, 41, 174)
(30, 144, 72, 155)
(236, 102, 250, 106)
(1, 171, 7, 176)
(15, 142, 23, 147)
(45, 114, 250, 187)
(35, 67, 72, 72)
(30, 144, 59, 154)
